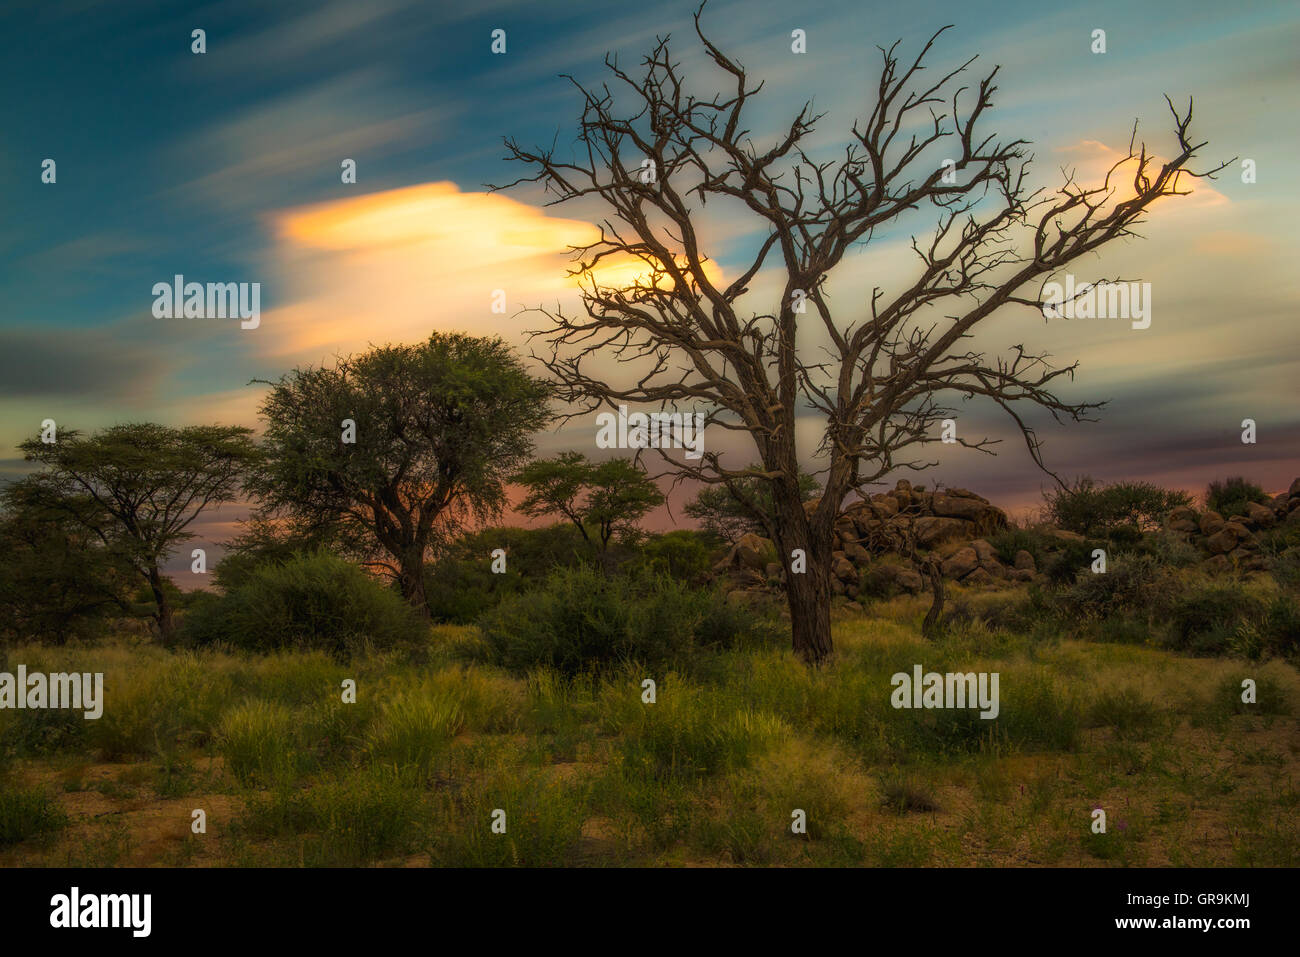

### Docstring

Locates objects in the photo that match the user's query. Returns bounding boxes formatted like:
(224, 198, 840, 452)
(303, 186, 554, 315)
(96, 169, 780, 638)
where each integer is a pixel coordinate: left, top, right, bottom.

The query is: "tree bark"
(921, 556, 945, 639)
(773, 485, 834, 665)
(397, 542, 431, 618)
(148, 565, 176, 647)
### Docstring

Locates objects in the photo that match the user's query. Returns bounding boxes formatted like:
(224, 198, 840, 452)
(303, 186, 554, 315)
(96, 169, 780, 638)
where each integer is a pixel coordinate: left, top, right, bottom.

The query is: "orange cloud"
(260, 182, 723, 361)
(1053, 139, 1227, 211)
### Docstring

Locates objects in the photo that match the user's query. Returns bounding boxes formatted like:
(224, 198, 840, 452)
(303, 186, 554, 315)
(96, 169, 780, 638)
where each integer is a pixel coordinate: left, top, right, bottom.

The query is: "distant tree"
(514, 451, 665, 566)
(18, 423, 258, 645)
(248, 333, 552, 615)
(1204, 476, 1269, 519)
(684, 465, 821, 543)
(1044, 476, 1192, 535)
(0, 480, 134, 643)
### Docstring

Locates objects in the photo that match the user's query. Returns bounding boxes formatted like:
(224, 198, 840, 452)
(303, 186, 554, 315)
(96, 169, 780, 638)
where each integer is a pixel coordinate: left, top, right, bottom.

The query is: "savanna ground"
(2, 585, 1296, 868)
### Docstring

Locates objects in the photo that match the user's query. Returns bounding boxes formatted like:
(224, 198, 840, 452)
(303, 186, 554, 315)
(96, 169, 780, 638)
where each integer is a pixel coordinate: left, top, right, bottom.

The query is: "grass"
(0, 604, 1297, 867)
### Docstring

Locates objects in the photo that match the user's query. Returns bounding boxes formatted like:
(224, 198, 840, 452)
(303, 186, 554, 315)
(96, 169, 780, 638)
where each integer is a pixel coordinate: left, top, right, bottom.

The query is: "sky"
(2, 0, 1297, 571)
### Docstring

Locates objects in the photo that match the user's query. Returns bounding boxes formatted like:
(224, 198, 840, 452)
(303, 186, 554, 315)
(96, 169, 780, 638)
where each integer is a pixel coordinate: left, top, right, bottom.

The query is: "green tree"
(1204, 476, 1269, 519)
(684, 465, 821, 543)
(514, 452, 665, 566)
(0, 480, 133, 643)
(248, 333, 551, 614)
(18, 423, 258, 645)
(1044, 476, 1192, 535)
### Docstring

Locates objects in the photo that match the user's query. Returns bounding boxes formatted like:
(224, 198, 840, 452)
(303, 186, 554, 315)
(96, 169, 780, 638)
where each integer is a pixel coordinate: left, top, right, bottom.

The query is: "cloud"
(255, 181, 606, 361)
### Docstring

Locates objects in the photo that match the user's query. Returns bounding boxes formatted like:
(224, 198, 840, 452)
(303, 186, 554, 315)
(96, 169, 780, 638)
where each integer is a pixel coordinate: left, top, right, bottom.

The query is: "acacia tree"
(684, 465, 820, 543)
(497, 9, 1227, 663)
(248, 333, 551, 614)
(18, 423, 258, 645)
(514, 451, 665, 568)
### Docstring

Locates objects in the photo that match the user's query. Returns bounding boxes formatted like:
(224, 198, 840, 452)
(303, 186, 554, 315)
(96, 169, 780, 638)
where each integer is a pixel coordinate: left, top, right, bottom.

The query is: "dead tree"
(496, 5, 1229, 664)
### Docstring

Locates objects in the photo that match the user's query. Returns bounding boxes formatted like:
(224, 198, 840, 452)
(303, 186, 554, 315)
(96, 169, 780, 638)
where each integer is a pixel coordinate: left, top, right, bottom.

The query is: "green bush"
(1166, 586, 1263, 656)
(0, 787, 67, 847)
(1205, 477, 1269, 520)
(182, 551, 426, 657)
(1045, 477, 1192, 536)
(476, 564, 782, 676)
(1059, 554, 1166, 620)
(628, 530, 714, 586)
(424, 524, 591, 623)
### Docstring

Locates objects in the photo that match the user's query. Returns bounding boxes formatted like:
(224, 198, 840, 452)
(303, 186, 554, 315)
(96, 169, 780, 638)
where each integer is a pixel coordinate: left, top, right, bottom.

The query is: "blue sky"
(2, 0, 1298, 565)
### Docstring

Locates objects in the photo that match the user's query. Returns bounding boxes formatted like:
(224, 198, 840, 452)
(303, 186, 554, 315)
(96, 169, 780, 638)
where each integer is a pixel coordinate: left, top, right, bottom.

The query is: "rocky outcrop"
(1162, 480, 1300, 570)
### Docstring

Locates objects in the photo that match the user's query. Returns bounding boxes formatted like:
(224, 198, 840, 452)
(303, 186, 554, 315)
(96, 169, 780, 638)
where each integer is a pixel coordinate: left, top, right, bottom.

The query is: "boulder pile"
(1164, 477, 1300, 572)
(711, 476, 1300, 603)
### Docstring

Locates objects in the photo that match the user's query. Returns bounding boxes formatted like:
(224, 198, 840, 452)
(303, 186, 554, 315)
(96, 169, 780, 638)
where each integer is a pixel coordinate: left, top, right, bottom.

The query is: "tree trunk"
(148, 565, 176, 647)
(398, 543, 431, 618)
(773, 486, 834, 665)
(921, 556, 945, 639)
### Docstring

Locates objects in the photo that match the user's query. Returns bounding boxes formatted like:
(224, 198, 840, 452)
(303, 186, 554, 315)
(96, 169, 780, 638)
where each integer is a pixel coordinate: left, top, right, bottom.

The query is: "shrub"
(1045, 477, 1192, 536)
(1205, 477, 1268, 520)
(182, 551, 426, 657)
(0, 787, 67, 847)
(1166, 585, 1263, 656)
(217, 700, 300, 785)
(1059, 554, 1166, 620)
(629, 530, 714, 586)
(476, 564, 782, 676)
(424, 524, 591, 623)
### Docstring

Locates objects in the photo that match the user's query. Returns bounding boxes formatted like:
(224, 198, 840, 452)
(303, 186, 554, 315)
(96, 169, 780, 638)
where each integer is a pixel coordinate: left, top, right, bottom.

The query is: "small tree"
(1204, 477, 1268, 519)
(18, 423, 258, 645)
(1044, 477, 1192, 535)
(514, 451, 665, 567)
(0, 480, 134, 643)
(248, 333, 552, 614)
(684, 465, 820, 543)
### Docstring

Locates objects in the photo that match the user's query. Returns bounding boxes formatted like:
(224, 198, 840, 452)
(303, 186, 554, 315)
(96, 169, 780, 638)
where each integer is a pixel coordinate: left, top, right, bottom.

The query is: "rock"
(1010, 568, 1035, 582)
(1206, 526, 1245, 555)
(844, 542, 870, 565)
(1201, 554, 1231, 574)
(1245, 501, 1276, 528)
(1042, 527, 1085, 544)
(1166, 506, 1198, 533)
(941, 546, 979, 579)
(970, 539, 998, 565)
(764, 562, 782, 581)
(714, 532, 771, 573)
(833, 557, 858, 583)
(1290, 477, 1300, 498)
(871, 563, 923, 594)
(1014, 549, 1036, 573)
(931, 493, 991, 522)
(845, 601, 864, 613)
(913, 516, 973, 547)
(964, 567, 994, 585)
(1198, 511, 1225, 536)
(830, 577, 846, 596)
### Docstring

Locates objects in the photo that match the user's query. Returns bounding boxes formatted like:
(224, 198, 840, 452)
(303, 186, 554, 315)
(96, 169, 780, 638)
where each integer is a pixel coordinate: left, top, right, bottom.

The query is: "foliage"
(1204, 476, 1269, 519)
(514, 452, 665, 556)
(181, 551, 426, 657)
(684, 466, 821, 543)
(1044, 477, 1192, 536)
(475, 564, 782, 676)
(247, 333, 551, 611)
